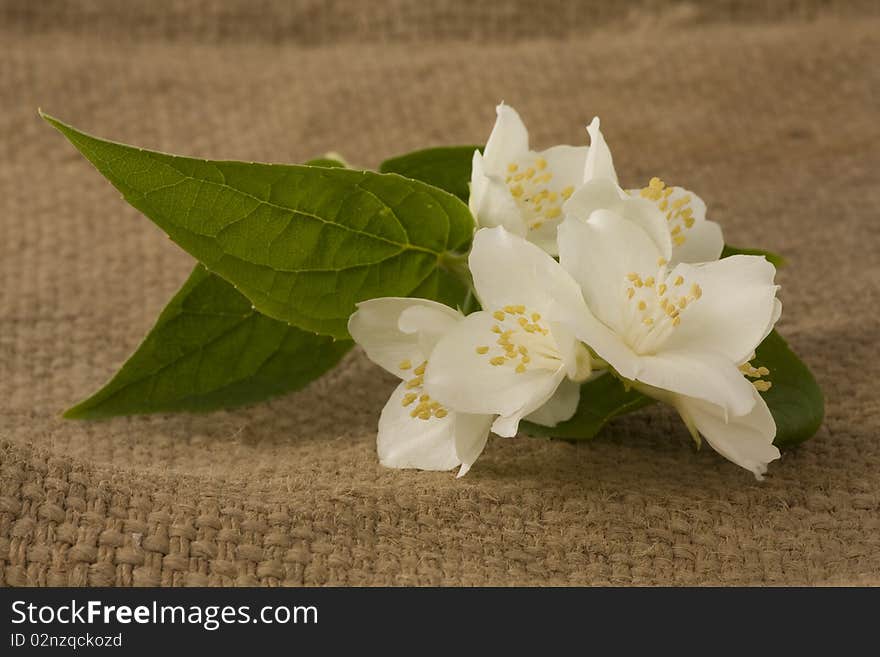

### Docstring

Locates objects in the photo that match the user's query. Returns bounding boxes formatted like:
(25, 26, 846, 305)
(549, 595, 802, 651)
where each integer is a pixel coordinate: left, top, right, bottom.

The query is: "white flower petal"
(678, 388, 780, 480)
(424, 310, 565, 426)
(566, 175, 625, 213)
(662, 256, 780, 365)
(558, 209, 664, 328)
(583, 117, 618, 185)
(525, 376, 581, 427)
(348, 297, 461, 377)
(539, 144, 589, 192)
(398, 303, 464, 359)
(671, 216, 724, 264)
(377, 381, 461, 471)
(567, 307, 642, 381)
(564, 178, 672, 260)
(523, 219, 562, 255)
(491, 369, 567, 437)
(469, 151, 528, 235)
(547, 320, 584, 380)
(764, 298, 782, 344)
(638, 349, 758, 417)
(454, 413, 494, 477)
(482, 103, 530, 172)
(469, 226, 586, 319)
(626, 183, 723, 265)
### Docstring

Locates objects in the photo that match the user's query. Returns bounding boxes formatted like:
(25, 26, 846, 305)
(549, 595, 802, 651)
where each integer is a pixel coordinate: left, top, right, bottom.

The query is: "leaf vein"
(147, 153, 440, 256)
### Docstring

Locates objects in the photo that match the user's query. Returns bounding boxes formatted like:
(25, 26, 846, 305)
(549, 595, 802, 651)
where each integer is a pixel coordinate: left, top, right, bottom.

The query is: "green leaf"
(721, 244, 786, 268)
(522, 330, 822, 447)
(380, 146, 482, 202)
(43, 113, 475, 339)
(752, 330, 824, 447)
(521, 373, 655, 440)
(66, 155, 356, 419)
(409, 267, 470, 311)
(65, 265, 352, 419)
(304, 156, 346, 168)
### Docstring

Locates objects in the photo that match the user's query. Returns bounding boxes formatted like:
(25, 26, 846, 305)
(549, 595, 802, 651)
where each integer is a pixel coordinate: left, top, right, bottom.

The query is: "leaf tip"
(62, 400, 97, 420)
(61, 406, 83, 420)
(39, 110, 69, 134)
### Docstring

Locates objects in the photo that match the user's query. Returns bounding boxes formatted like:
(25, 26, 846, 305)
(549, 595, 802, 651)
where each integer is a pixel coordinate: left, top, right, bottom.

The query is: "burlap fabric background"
(1, 1, 878, 586)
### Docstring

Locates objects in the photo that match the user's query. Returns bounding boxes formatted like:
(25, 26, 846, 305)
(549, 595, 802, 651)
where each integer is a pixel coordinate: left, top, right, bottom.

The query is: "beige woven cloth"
(1, 1, 878, 586)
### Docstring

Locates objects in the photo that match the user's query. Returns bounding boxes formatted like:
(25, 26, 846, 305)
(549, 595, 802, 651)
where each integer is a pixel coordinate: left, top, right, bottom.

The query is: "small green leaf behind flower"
(65, 264, 352, 419)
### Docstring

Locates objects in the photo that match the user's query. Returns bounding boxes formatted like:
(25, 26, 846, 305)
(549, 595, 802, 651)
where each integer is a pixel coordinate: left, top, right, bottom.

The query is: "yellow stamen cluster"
(639, 177, 696, 247)
(739, 361, 772, 392)
(476, 305, 548, 374)
(398, 360, 448, 420)
(625, 270, 702, 329)
(505, 157, 573, 232)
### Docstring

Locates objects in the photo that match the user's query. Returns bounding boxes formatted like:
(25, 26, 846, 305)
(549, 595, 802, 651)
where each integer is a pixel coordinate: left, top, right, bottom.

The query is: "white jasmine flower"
(558, 212, 782, 477)
(571, 117, 724, 265)
(424, 227, 594, 437)
(469, 104, 588, 254)
(348, 298, 493, 477)
(640, 379, 779, 479)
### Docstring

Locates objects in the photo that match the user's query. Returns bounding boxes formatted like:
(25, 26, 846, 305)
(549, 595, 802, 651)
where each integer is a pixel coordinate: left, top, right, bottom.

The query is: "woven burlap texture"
(1, 2, 878, 586)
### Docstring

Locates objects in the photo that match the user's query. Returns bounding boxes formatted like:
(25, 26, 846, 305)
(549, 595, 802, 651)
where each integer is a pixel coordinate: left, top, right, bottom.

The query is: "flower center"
(398, 360, 448, 420)
(474, 305, 561, 374)
(620, 259, 702, 355)
(505, 157, 575, 232)
(740, 360, 773, 391)
(639, 177, 695, 247)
